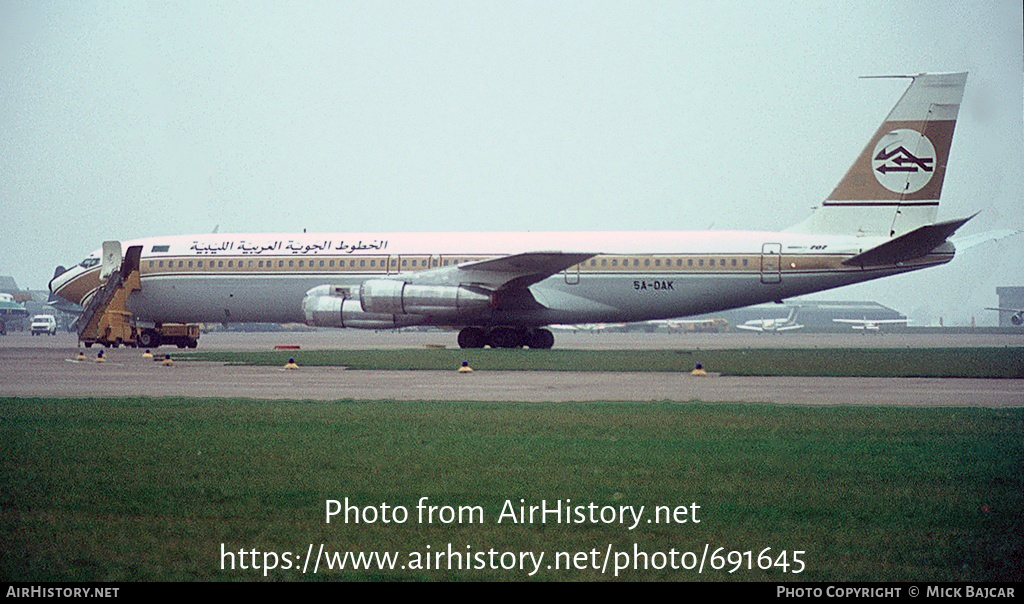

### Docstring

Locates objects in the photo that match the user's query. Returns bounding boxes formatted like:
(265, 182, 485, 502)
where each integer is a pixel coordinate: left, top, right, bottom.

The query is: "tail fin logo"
(872, 129, 936, 194)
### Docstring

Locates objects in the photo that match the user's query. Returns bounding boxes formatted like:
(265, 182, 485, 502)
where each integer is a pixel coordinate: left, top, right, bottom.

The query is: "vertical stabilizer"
(788, 72, 967, 237)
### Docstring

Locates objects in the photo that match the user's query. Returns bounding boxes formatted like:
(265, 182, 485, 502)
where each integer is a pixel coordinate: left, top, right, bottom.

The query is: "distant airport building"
(994, 287, 1024, 327)
(0, 275, 74, 333)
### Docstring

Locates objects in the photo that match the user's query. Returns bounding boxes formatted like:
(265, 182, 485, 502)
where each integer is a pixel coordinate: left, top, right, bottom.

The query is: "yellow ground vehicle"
(136, 323, 200, 348)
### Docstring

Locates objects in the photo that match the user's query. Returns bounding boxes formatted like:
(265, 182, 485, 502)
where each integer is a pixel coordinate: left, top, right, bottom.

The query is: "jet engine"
(359, 280, 492, 316)
(302, 285, 404, 329)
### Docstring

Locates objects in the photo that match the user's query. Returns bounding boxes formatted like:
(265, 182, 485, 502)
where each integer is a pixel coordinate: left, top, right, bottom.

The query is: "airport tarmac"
(4, 328, 1024, 351)
(1, 331, 1022, 406)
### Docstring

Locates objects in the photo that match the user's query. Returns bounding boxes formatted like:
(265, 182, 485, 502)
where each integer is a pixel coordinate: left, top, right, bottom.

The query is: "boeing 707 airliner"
(51, 72, 972, 349)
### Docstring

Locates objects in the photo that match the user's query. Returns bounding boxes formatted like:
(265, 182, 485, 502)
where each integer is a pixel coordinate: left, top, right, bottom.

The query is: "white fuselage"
(50, 231, 953, 328)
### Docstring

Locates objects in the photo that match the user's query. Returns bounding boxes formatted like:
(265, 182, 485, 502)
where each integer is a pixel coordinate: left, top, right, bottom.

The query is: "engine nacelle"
(303, 285, 406, 329)
(360, 279, 492, 316)
(1012, 313, 1023, 326)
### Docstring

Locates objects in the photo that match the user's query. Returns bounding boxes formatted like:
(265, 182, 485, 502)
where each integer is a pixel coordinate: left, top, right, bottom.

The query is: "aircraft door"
(760, 243, 782, 284)
(100, 241, 122, 283)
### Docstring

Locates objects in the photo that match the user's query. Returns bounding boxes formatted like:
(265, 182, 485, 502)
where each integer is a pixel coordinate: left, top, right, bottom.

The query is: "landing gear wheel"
(527, 328, 555, 349)
(487, 327, 522, 349)
(458, 327, 486, 349)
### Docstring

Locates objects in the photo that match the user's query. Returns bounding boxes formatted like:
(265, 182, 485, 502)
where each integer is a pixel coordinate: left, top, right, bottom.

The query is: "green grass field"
(180, 347, 1024, 378)
(2, 397, 1021, 581)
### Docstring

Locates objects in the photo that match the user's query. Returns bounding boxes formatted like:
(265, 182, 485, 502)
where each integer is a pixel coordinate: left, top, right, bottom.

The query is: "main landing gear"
(457, 326, 555, 349)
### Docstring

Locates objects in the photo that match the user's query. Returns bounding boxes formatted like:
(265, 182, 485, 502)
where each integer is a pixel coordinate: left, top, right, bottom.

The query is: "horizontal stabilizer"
(842, 215, 974, 267)
(950, 229, 1021, 251)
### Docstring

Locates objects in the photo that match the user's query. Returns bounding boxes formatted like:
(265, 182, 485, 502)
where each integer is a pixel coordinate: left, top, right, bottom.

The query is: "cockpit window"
(79, 257, 100, 269)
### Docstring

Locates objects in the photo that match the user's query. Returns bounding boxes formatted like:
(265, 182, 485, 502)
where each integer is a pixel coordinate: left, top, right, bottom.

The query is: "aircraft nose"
(48, 263, 82, 306)
(49, 265, 68, 296)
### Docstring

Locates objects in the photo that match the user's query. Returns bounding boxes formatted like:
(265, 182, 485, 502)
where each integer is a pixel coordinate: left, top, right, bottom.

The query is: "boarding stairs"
(77, 246, 142, 347)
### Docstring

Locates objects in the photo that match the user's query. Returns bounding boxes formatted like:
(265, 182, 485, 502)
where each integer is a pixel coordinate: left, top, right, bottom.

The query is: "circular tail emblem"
(872, 129, 935, 194)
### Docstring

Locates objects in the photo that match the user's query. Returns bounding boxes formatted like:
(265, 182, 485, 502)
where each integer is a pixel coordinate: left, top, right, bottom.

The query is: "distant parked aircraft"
(986, 307, 1024, 326)
(736, 307, 803, 332)
(833, 318, 910, 331)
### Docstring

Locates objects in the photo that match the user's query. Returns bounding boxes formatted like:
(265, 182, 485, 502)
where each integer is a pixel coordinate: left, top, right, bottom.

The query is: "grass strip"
(2, 397, 1021, 581)
(179, 347, 1024, 378)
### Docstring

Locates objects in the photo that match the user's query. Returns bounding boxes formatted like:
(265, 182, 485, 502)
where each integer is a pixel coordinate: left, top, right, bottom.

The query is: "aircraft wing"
(776, 324, 804, 331)
(455, 252, 596, 290)
(734, 324, 766, 332)
(833, 319, 908, 324)
(398, 251, 596, 292)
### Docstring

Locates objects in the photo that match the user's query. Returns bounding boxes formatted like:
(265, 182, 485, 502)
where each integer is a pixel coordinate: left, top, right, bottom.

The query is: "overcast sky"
(1, 1, 1021, 325)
